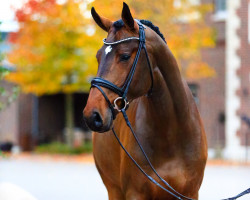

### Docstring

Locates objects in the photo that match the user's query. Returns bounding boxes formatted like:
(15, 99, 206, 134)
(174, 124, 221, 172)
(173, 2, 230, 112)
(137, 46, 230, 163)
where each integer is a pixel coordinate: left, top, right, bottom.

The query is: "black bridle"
(90, 20, 250, 200)
(91, 20, 153, 119)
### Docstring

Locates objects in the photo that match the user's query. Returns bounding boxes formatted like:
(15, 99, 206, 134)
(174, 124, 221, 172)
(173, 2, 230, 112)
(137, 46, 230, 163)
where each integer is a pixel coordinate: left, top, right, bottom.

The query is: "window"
(213, 0, 227, 21)
(188, 83, 199, 105)
(215, 0, 226, 12)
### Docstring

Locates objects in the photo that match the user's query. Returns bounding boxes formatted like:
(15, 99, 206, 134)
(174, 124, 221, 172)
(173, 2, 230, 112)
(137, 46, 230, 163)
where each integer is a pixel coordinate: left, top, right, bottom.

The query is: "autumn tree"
(90, 0, 215, 78)
(7, 0, 99, 147)
(6, 0, 215, 146)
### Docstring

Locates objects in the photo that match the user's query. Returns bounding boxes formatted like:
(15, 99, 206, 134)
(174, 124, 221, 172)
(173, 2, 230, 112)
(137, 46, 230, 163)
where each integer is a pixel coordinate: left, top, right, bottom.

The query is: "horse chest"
(120, 155, 188, 199)
(93, 130, 190, 199)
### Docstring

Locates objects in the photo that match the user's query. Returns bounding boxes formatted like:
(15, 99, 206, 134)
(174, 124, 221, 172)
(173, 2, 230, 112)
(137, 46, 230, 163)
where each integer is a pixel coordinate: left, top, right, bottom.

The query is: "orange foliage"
(7, 0, 215, 96)
(186, 61, 216, 79)
(7, 0, 99, 95)
(91, 0, 215, 79)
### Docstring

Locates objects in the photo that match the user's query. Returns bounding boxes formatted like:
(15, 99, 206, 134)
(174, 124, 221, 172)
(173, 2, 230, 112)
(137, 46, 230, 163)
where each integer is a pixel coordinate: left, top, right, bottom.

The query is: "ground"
(0, 154, 249, 200)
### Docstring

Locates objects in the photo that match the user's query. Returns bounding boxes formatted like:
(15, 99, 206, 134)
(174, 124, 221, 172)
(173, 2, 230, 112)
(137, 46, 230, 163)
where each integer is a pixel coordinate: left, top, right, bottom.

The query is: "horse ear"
(91, 7, 112, 32)
(121, 2, 135, 30)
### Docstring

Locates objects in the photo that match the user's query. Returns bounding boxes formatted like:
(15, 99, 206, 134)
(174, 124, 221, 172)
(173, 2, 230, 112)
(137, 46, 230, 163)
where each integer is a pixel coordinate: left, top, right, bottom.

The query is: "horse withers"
(83, 3, 207, 200)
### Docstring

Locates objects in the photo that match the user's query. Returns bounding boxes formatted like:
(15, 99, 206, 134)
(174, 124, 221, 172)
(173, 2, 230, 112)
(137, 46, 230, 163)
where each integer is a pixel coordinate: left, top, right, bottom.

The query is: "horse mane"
(139, 20, 166, 43)
(113, 19, 166, 44)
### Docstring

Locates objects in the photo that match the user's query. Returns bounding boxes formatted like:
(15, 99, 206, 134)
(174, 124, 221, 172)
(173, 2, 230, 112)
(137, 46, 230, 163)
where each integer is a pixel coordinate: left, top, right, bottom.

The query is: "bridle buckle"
(114, 97, 129, 112)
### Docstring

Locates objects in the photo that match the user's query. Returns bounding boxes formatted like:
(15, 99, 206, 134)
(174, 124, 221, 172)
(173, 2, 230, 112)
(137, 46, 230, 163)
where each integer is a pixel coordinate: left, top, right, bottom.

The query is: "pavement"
(0, 154, 249, 200)
(0, 182, 37, 200)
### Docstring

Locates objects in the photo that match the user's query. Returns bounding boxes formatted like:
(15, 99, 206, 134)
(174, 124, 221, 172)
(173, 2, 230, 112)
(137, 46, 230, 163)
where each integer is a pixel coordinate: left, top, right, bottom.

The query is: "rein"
(90, 20, 250, 200)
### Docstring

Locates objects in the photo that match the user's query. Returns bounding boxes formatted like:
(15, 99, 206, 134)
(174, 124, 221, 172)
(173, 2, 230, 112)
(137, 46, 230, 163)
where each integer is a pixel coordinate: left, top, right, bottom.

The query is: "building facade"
(224, 0, 250, 161)
(194, 0, 250, 161)
(191, 0, 227, 153)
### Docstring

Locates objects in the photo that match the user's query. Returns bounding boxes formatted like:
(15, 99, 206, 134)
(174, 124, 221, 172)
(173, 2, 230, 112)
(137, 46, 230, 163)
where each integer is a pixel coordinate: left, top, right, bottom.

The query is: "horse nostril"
(92, 111, 103, 128)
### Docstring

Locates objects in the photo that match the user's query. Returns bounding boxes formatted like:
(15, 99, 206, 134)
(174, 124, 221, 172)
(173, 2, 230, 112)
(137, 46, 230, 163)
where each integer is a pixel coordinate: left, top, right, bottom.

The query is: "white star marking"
(105, 45, 112, 55)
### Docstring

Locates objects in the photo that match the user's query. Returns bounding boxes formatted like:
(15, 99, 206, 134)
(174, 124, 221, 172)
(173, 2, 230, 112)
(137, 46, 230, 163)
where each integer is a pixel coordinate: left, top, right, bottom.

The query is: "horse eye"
(120, 54, 131, 62)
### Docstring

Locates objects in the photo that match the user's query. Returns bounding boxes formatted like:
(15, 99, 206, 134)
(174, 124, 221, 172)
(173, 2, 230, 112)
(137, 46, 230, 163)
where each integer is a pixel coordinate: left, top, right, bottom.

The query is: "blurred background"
(0, 0, 250, 199)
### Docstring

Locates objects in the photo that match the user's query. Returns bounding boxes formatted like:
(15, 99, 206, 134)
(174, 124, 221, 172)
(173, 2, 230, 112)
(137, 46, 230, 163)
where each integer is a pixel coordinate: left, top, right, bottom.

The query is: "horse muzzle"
(83, 108, 113, 133)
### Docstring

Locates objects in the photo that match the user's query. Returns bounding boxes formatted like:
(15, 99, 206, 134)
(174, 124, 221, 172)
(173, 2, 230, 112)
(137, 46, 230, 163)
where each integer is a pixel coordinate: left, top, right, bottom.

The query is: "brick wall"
(198, 42, 226, 149)
(188, 0, 226, 148)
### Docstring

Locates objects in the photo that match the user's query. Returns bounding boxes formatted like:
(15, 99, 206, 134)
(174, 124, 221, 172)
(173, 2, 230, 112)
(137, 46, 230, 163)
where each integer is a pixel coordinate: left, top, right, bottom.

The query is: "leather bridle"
(91, 20, 153, 119)
(89, 20, 250, 200)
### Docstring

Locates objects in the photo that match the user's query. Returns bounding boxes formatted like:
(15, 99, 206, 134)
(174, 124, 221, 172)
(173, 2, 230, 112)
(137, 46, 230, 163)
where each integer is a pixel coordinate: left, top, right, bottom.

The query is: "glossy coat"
(83, 3, 207, 200)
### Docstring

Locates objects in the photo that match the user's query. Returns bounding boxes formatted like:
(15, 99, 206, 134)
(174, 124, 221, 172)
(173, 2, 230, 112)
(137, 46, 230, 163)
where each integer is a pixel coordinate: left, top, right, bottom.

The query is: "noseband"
(91, 20, 153, 119)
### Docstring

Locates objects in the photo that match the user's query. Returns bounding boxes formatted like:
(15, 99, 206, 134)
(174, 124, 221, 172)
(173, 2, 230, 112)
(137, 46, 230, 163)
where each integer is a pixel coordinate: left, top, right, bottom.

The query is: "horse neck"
(125, 37, 193, 130)
(145, 37, 204, 148)
(124, 38, 202, 155)
(151, 39, 192, 123)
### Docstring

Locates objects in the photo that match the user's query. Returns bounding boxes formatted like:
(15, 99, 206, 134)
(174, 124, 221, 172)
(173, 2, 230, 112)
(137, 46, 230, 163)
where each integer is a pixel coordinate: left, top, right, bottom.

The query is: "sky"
(0, 0, 92, 32)
(0, 0, 25, 32)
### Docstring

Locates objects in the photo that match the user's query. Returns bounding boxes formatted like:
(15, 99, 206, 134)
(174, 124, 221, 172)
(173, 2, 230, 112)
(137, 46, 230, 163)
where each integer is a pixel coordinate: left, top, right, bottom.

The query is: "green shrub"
(35, 141, 93, 155)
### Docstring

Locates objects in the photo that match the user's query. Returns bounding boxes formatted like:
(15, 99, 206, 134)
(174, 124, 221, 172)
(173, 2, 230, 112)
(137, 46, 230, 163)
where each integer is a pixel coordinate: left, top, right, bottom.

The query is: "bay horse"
(83, 3, 207, 200)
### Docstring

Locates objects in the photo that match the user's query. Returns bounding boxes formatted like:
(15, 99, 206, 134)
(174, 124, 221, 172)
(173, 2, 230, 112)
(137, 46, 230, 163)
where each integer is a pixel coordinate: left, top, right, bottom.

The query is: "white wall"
(224, 0, 250, 161)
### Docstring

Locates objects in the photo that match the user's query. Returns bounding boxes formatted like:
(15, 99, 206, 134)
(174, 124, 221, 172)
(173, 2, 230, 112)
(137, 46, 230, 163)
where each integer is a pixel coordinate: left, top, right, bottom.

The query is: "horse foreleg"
(125, 191, 149, 200)
(106, 185, 125, 200)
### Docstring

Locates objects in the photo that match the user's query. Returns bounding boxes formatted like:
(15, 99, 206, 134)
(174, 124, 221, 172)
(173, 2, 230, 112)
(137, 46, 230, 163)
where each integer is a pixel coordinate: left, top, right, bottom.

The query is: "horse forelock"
(113, 19, 124, 30)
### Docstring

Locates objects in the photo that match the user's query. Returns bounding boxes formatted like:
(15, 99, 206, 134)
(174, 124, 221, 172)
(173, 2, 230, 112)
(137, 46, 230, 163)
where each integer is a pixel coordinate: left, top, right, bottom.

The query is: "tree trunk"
(65, 93, 74, 148)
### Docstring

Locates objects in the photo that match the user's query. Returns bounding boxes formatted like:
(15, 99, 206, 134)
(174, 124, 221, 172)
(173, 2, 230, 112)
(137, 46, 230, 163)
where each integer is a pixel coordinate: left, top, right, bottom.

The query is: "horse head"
(83, 3, 155, 133)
